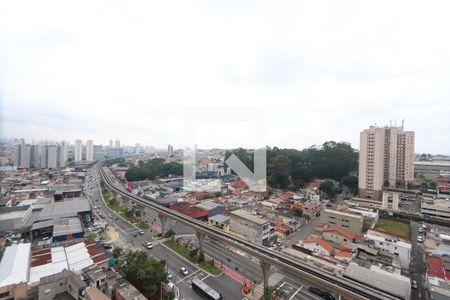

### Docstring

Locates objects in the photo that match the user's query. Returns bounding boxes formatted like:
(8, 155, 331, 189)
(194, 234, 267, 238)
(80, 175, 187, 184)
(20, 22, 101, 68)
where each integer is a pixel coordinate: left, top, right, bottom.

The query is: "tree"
(383, 180, 390, 188)
(318, 181, 335, 199)
(121, 251, 168, 297)
(341, 175, 358, 195)
(189, 248, 198, 258)
(293, 208, 303, 218)
(420, 182, 429, 190)
(395, 180, 402, 188)
(112, 247, 123, 258)
(430, 182, 437, 189)
(164, 229, 175, 239)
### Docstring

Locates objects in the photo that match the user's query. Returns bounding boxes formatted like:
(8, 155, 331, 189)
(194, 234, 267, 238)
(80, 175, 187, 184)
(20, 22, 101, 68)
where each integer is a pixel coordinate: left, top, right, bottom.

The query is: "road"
(410, 221, 427, 300)
(87, 167, 340, 300)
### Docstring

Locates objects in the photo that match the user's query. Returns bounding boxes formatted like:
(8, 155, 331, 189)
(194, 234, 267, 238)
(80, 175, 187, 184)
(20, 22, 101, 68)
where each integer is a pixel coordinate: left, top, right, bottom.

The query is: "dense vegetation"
(120, 250, 168, 298)
(225, 141, 358, 191)
(125, 158, 183, 181)
(104, 158, 127, 167)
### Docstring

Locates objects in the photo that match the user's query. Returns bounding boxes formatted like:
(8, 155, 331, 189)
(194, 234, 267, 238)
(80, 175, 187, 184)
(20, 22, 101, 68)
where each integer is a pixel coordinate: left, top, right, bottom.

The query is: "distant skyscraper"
(20, 144, 31, 168)
(167, 144, 174, 157)
(358, 124, 415, 201)
(60, 141, 68, 166)
(86, 140, 94, 161)
(109, 139, 113, 148)
(31, 145, 41, 168)
(135, 143, 141, 154)
(47, 145, 58, 169)
(75, 140, 83, 161)
(115, 140, 120, 148)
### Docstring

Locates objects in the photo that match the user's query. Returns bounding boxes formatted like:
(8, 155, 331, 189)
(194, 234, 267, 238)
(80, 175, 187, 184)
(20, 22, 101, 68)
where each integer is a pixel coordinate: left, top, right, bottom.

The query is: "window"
(0, 292, 10, 298)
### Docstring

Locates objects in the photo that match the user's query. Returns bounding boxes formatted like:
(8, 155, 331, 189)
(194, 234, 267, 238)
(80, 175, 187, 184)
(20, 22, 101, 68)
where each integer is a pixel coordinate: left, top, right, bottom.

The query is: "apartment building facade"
(229, 209, 276, 246)
(358, 125, 415, 201)
(320, 209, 363, 235)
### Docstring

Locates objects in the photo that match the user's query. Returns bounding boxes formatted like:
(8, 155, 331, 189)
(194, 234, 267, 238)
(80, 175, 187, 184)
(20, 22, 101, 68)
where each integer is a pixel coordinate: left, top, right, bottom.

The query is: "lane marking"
(199, 275, 210, 282)
(175, 269, 200, 284)
(288, 285, 303, 300)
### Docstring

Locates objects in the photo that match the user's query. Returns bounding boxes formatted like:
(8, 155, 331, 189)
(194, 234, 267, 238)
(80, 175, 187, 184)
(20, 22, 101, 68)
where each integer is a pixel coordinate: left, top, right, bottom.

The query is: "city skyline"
(0, 1, 449, 154)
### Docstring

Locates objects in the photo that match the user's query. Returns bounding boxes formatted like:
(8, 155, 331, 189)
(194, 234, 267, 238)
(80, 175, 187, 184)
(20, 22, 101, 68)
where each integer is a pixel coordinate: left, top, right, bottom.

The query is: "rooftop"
(229, 208, 268, 225)
(344, 263, 410, 300)
(303, 237, 334, 253)
(208, 214, 229, 224)
(37, 198, 90, 221)
(0, 243, 31, 288)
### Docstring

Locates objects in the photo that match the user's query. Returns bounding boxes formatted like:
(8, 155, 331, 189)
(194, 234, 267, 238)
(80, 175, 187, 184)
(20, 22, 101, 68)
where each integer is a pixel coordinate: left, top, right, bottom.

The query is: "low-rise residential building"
(229, 209, 276, 246)
(365, 229, 411, 269)
(38, 270, 87, 300)
(322, 227, 363, 245)
(320, 209, 364, 235)
(302, 237, 334, 256)
(113, 280, 147, 300)
(208, 214, 230, 232)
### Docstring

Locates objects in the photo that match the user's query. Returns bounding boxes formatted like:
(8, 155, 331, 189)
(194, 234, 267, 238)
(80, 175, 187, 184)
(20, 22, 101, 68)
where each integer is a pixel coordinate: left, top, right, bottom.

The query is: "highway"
(98, 164, 402, 300)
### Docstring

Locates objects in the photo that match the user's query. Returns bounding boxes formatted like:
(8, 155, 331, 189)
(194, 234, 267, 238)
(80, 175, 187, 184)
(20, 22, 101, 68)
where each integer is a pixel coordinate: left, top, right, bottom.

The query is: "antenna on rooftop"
(402, 119, 404, 128)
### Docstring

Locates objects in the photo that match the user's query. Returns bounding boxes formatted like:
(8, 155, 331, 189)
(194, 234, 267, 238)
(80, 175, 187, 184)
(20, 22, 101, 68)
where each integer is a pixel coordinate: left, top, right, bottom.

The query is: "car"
(167, 272, 173, 279)
(276, 241, 283, 247)
(411, 280, 418, 289)
(308, 287, 322, 296)
(42, 236, 51, 241)
(417, 236, 424, 242)
(418, 228, 424, 233)
(270, 245, 278, 250)
(143, 241, 153, 249)
(321, 291, 336, 300)
(180, 267, 188, 275)
(102, 244, 113, 250)
(139, 230, 145, 235)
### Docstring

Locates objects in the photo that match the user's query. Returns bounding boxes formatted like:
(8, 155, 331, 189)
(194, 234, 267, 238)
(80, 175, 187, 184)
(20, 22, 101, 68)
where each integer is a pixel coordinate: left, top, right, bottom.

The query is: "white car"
(180, 267, 188, 276)
(143, 241, 153, 249)
(417, 236, 424, 242)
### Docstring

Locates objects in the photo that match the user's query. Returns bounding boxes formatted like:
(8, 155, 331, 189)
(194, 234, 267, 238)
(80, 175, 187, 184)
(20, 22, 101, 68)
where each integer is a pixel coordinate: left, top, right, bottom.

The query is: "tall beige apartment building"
(358, 125, 415, 201)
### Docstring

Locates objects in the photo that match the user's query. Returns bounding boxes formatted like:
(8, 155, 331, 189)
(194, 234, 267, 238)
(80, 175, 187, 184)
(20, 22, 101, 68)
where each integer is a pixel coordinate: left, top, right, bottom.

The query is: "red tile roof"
(428, 256, 446, 279)
(303, 237, 334, 253)
(335, 250, 353, 258)
(322, 226, 355, 240)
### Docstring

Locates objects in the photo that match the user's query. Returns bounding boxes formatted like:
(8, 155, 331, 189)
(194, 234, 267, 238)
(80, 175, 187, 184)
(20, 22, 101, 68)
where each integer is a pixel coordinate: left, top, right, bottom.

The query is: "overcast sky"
(1, 1, 449, 154)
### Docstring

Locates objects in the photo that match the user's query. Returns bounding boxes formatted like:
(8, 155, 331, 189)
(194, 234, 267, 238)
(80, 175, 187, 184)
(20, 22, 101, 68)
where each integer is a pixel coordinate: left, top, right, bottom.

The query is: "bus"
(191, 277, 223, 300)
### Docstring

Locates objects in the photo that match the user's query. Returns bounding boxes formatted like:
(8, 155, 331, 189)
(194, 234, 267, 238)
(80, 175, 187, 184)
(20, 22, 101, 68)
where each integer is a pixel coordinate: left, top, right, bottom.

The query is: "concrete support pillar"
(137, 204, 145, 221)
(382, 191, 389, 209)
(392, 192, 400, 211)
(196, 232, 206, 259)
(260, 260, 271, 297)
(159, 213, 167, 234)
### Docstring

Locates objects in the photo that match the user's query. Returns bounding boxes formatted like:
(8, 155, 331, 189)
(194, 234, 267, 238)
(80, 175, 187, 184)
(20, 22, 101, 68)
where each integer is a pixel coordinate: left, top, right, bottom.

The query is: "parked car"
(411, 280, 418, 289)
(417, 236, 424, 242)
(167, 272, 173, 279)
(321, 291, 336, 300)
(308, 287, 322, 296)
(139, 230, 145, 235)
(180, 267, 188, 276)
